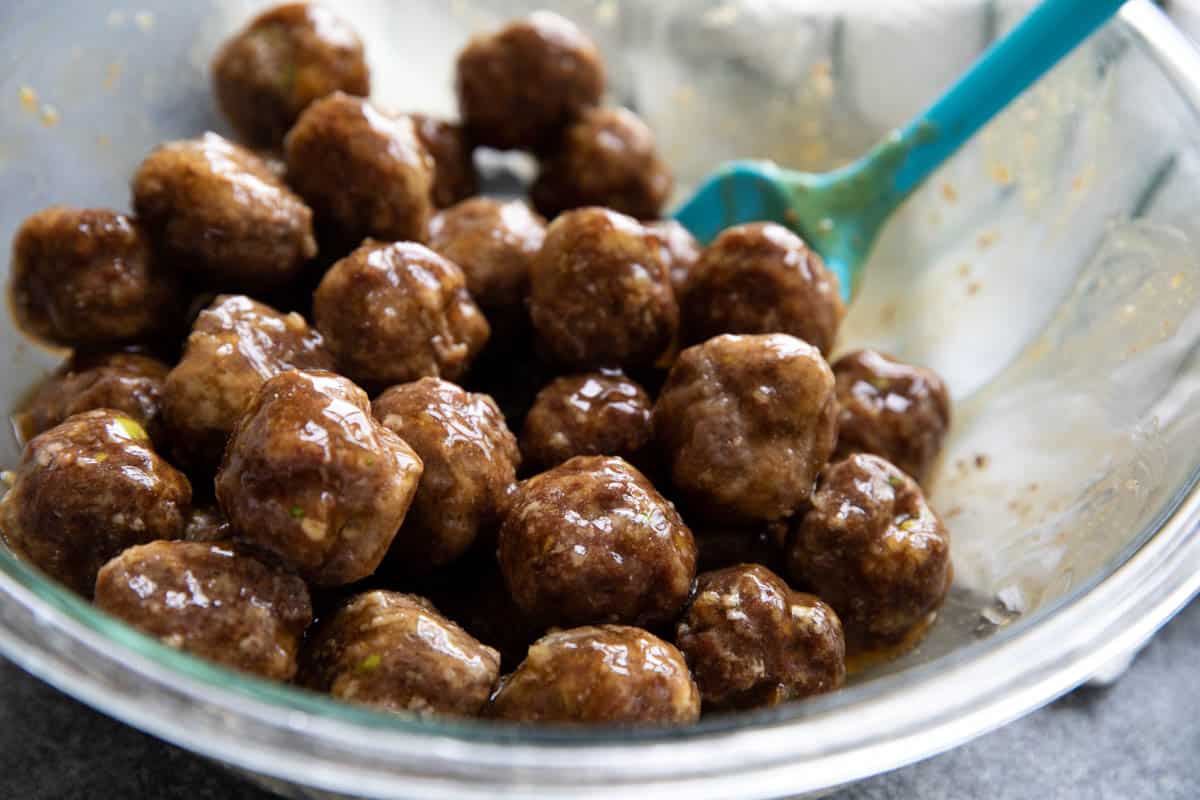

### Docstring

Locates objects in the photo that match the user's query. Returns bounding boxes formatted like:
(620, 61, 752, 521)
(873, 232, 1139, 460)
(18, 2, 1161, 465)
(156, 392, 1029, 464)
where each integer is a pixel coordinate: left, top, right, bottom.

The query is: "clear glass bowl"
(2, 1, 1200, 798)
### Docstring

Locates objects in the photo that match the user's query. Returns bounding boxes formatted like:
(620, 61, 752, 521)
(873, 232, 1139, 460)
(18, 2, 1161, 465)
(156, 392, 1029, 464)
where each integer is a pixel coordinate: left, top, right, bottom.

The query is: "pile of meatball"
(1, 3, 953, 726)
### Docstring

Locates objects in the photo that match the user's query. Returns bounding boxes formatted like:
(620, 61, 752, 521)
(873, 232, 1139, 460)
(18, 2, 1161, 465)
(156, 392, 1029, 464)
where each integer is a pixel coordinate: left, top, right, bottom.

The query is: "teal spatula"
(673, 0, 1128, 301)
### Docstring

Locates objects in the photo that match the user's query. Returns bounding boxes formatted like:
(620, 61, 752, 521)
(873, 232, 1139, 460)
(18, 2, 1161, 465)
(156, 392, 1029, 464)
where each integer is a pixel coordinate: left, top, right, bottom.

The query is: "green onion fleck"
(359, 654, 382, 672)
(289, 506, 305, 519)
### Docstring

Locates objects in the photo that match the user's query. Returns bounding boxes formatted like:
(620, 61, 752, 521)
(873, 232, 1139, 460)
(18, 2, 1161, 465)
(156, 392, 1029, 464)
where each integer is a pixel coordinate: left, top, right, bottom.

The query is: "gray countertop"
(1, 597, 1197, 799)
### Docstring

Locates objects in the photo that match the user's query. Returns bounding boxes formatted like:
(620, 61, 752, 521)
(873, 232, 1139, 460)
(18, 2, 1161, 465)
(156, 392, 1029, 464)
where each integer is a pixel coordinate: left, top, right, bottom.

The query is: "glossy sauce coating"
(163, 294, 334, 471)
(95, 540, 312, 680)
(411, 114, 479, 209)
(519, 369, 652, 472)
(427, 197, 545, 315)
(0, 410, 191, 597)
(498, 455, 696, 628)
(654, 333, 838, 522)
(645, 219, 701, 297)
(683, 223, 844, 356)
(9, 207, 178, 348)
(313, 240, 490, 388)
(456, 11, 605, 152)
(300, 590, 500, 716)
(488, 625, 700, 724)
(215, 370, 424, 586)
(132, 133, 317, 288)
(373, 378, 520, 569)
(675, 564, 845, 710)
(183, 505, 233, 543)
(832, 350, 951, 485)
(532, 107, 673, 221)
(788, 454, 951, 651)
(15, 351, 170, 446)
(284, 93, 434, 246)
(212, 2, 370, 148)
(529, 207, 677, 369)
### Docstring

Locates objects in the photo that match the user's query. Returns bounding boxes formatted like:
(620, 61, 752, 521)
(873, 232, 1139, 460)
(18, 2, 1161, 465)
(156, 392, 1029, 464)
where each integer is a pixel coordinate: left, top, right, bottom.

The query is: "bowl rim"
(2, 2, 1200, 798)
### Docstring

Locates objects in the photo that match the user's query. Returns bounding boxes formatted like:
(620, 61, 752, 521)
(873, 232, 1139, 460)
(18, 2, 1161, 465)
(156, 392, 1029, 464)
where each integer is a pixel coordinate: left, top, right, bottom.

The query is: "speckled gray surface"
(1, 596, 1196, 799)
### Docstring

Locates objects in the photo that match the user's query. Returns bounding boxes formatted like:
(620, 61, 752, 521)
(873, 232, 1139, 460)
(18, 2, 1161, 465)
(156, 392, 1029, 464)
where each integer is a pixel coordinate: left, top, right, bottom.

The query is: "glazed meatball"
(427, 197, 544, 315)
(683, 223, 844, 356)
(0, 410, 191, 597)
(95, 541, 312, 680)
(215, 370, 424, 586)
(212, 2, 370, 148)
(531, 107, 673, 220)
(411, 114, 478, 208)
(9, 207, 178, 348)
(489, 625, 699, 724)
(284, 93, 434, 246)
(132, 133, 317, 288)
(300, 591, 499, 716)
(183, 505, 232, 543)
(498, 455, 696, 628)
(163, 295, 334, 471)
(654, 334, 838, 523)
(788, 454, 952, 652)
(455, 11, 605, 152)
(372, 378, 519, 569)
(646, 219, 701, 297)
(519, 369, 652, 472)
(832, 350, 952, 485)
(675, 565, 844, 710)
(529, 207, 676, 369)
(313, 240, 489, 388)
(15, 352, 170, 445)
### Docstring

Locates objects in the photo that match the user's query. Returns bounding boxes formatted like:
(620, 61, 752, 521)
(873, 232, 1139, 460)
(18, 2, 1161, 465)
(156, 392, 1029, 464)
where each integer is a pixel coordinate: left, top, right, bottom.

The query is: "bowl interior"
(2, 0, 1200, 739)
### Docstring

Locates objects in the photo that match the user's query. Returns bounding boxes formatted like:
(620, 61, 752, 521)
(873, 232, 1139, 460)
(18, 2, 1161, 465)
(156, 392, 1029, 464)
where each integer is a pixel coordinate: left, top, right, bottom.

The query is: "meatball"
(313, 240, 489, 388)
(284, 93, 434, 246)
(529, 207, 676, 369)
(519, 369, 652, 472)
(646, 219, 701, 297)
(675, 565, 844, 710)
(163, 294, 334, 471)
(215, 370, 424, 586)
(132, 133, 317, 289)
(531, 107, 673, 220)
(95, 541, 312, 680)
(0, 410, 191, 597)
(427, 197, 544, 315)
(184, 505, 233, 543)
(682, 223, 844, 356)
(299, 590, 499, 716)
(455, 11, 605, 152)
(15, 351, 170, 446)
(788, 454, 952, 651)
(654, 334, 837, 523)
(411, 114, 478, 208)
(832, 350, 952, 485)
(212, 2, 370, 148)
(488, 625, 699, 724)
(9, 207, 178, 348)
(372, 378, 520, 569)
(498, 455, 696, 628)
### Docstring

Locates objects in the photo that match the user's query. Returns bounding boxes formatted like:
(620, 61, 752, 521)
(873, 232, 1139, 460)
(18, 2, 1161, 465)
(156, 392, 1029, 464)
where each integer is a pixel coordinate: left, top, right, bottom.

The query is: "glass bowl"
(3, 1, 1200, 798)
